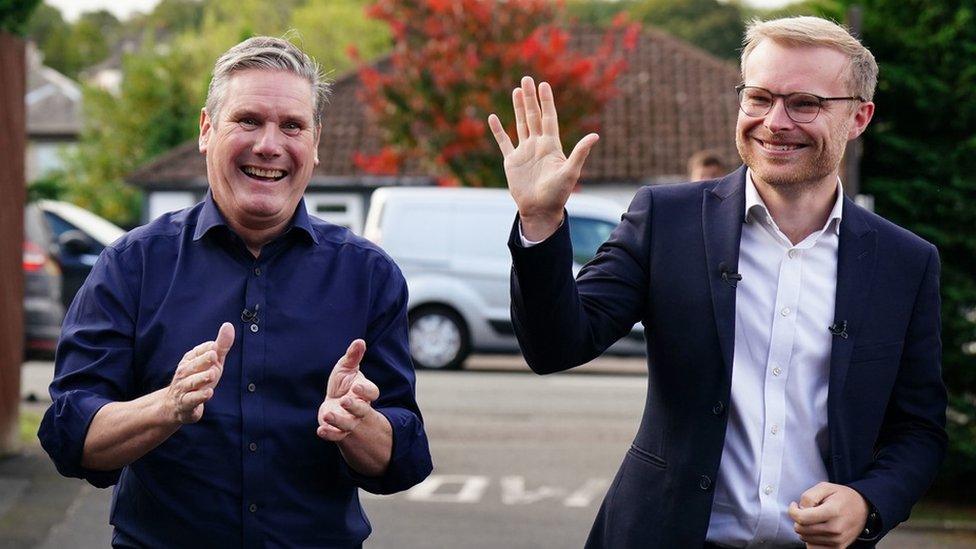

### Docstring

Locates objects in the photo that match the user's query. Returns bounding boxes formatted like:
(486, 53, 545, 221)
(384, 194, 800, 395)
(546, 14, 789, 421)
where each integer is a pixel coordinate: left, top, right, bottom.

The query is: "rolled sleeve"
(38, 246, 137, 488)
(340, 256, 432, 494)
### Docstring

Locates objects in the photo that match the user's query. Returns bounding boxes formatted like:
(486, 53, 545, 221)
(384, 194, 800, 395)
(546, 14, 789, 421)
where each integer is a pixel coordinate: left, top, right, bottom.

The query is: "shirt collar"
(193, 190, 319, 245)
(744, 168, 844, 236)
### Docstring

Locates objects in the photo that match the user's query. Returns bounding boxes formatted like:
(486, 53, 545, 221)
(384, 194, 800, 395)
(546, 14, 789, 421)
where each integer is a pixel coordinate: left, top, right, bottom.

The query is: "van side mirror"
(58, 230, 94, 256)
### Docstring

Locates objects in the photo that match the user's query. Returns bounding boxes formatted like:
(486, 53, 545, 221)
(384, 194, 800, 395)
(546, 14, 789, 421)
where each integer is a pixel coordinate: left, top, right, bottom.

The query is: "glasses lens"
(740, 88, 772, 116)
(786, 93, 821, 123)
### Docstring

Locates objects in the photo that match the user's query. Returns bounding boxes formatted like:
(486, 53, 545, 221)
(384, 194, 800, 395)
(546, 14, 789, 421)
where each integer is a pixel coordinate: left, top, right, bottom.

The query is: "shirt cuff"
(518, 219, 564, 247)
(339, 406, 432, 495)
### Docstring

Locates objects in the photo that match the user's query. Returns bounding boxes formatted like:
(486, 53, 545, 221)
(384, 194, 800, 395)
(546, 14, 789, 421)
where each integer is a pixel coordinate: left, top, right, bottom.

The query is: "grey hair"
(741, 16, 878, 101)
(205, 35, 331, 128)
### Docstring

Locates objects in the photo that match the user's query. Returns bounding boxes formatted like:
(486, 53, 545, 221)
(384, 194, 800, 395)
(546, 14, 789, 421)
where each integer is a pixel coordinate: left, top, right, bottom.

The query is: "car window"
(43, 211, 106, 255)
(568, 216, 616, 265)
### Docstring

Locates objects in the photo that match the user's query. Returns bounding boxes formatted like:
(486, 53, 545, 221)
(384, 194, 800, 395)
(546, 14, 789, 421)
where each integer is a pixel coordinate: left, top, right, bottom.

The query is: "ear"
(199, 108, 212, 154)
(847, 101, 875, 140)
(313, 122, 322, 166)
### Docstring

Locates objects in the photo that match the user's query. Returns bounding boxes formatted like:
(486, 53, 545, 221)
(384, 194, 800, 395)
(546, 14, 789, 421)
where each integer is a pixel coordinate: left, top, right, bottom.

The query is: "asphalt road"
(16, 356, 976, 548)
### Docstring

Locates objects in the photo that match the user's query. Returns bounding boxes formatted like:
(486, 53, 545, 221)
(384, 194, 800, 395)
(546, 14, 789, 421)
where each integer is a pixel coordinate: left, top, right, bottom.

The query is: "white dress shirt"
(706, 170, 843, 547)
(520, 172, 844, 547)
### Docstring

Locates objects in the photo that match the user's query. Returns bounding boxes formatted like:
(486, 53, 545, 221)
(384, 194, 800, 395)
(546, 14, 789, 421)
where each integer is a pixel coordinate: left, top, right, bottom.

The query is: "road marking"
(405, 475, 489, 503)
(500, 476, 564, 505)
(563, 478, 611, 507)
(365, 475, 610, 507)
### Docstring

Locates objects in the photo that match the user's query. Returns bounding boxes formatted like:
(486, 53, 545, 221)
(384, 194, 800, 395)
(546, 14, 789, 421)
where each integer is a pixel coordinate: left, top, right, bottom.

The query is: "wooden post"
(0, 31, 27, 454)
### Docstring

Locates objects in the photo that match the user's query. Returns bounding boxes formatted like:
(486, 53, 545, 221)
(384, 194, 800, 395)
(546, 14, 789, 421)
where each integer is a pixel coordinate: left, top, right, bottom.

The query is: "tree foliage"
(0, 0, 40, 35)
(628, 0, 744, 59)
(31, 0, 391, 226)
(356, 0, 638, 187)
(852, 0, 976, 496)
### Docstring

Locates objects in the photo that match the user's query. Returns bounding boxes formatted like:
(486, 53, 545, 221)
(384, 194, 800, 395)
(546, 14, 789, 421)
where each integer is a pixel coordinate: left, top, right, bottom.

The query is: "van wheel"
(408, 306, 470, 370)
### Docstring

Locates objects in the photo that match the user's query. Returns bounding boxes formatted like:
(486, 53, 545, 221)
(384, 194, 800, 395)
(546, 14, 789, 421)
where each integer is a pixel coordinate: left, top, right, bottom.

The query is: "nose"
(764, 97, 795, 133)
(252, 123, 283, 158)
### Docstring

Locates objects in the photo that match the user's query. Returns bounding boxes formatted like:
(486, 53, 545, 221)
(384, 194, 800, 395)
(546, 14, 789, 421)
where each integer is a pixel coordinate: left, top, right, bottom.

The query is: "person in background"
(689, 149, 729, 181)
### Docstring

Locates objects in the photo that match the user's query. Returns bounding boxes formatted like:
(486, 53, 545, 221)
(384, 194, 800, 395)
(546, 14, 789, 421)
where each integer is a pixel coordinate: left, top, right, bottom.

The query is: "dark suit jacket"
(508, 167, 947, 548)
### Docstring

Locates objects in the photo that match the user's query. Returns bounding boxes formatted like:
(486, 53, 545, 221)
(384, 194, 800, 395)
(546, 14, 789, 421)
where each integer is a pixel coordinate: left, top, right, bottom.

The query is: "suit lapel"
(826, 197, 877, 477)
(702, 167, 747, 381)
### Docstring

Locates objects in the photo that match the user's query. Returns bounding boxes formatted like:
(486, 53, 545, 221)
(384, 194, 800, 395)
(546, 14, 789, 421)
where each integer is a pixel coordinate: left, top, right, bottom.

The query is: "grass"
(912, 498, 976, 523)
(18, 410, 41, 447)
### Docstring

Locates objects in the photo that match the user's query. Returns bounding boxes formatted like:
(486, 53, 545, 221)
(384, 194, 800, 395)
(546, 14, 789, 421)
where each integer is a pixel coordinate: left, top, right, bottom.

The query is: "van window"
(568, 216, 616, 265)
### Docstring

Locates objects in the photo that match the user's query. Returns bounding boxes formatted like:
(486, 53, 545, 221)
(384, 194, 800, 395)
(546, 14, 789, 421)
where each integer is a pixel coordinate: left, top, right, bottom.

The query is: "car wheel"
(408, 306, 470, 370)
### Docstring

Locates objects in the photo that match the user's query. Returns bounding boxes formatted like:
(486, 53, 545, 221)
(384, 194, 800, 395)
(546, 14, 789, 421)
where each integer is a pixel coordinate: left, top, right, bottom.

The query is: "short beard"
(735, 129, 847, 194)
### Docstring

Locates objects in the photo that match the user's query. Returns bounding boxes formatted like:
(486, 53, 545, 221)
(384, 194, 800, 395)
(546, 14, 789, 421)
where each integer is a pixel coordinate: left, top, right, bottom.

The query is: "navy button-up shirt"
(39, 194, 432, 548)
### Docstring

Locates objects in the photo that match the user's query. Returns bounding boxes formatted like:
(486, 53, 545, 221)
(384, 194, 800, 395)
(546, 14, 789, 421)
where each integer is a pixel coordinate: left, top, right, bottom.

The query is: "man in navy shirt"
(39, 36, 432, 547)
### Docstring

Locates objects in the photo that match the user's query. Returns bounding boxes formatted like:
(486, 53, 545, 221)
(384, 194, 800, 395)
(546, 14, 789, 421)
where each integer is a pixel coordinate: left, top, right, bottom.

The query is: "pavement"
(4, 357, 975, 548)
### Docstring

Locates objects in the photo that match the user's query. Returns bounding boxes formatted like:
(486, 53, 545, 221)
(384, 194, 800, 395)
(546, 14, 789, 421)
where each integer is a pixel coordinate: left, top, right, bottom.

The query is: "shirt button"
(699, 475, 712, 490)
(250, 323, 259, 333)
(763, 485, 773, 495)
(788, 249, 798, 259)
(254, 267, 262, 276)
(781, 307, 791, 316)
(249, 503, 257, 513)
(247, 383, 256, 392)
(249, 442, 257, 452)
(772, 366, 783, 376)
(711, 401, 725, 415)
(770, 424, 779, 435)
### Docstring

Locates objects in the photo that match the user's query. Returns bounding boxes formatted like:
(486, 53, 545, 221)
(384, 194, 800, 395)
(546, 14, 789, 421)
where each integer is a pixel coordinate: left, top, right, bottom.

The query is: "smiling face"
(735, 40, 873, 192)
(199, 69, 320, 234)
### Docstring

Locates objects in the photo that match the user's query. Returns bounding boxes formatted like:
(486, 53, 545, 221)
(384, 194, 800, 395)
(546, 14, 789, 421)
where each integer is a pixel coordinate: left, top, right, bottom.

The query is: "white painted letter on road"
(406, 475, 489, 503)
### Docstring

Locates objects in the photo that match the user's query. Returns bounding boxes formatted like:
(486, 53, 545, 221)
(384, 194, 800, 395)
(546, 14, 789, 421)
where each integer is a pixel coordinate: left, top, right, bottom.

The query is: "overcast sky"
(46, 0, 798, 22)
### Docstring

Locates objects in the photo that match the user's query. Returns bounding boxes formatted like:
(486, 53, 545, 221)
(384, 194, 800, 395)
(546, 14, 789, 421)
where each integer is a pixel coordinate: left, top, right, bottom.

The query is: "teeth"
(760, 140, 800, 151)
(243, 166, 285, 179)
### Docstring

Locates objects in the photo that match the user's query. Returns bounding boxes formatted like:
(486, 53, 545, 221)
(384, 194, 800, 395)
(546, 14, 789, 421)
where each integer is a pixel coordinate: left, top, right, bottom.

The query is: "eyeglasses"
(735, 84, 865, 124)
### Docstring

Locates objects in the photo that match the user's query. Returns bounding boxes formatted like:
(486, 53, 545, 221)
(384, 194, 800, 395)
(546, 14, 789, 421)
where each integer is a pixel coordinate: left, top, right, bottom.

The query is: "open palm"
(488, 76, 599, 238)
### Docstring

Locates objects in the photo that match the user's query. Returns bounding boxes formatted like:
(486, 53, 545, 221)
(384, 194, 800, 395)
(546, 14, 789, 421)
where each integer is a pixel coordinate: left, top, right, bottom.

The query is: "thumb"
(335, 339, 366, 373)
(565, 133, 599, 177)
(215, 322, 235, 363)
(799, 482, 835, 509)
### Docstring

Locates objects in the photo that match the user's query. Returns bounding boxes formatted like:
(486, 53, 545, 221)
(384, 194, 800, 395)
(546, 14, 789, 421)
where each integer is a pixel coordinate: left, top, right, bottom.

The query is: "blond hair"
(741, 16, 878, 101)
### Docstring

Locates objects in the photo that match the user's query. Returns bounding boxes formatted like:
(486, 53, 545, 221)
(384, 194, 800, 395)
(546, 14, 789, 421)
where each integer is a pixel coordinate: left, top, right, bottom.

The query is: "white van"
(364, 187, 645, 369)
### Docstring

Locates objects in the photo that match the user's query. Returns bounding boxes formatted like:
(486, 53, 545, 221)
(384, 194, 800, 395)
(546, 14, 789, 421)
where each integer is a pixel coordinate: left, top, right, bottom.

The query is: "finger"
(521, 76, 543, 136)
(179, 387, 214, 410)
(565, 133, 600, 177)
(352, 381, 380, 402)
(323, 410, 360, 432)
(512, 88, 528, 142)
(790, 499, 834, 525)
(794, 520, 834, 536)
(487, 114, 515, 156)
(175, 350, 218, 379)
(335, 339, 366, 372)
(340, 396, 373, 418)
(799, 482, 835, 509)
(538, 82, 561, 146)
(316, 423, 347, 441)
(181, 367, 219, 393)
(214, 322, 235, 364)
(182, 339, 216, 362)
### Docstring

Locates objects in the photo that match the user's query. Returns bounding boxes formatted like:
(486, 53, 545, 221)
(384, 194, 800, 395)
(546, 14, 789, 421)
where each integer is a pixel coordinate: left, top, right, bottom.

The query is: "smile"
(241, 165, 288, 182)
(756, 138, 807, 152)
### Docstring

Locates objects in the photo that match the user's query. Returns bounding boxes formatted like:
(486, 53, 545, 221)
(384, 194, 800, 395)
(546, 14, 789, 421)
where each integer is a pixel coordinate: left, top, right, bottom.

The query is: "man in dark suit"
(487, 16, 946, 548)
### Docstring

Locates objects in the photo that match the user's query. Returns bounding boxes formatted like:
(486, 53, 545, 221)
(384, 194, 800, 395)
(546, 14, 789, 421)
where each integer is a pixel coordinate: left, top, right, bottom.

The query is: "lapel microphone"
(829, 320, 848, 339)
(241, 304, 260, 324)
(718, 262, 742, 288)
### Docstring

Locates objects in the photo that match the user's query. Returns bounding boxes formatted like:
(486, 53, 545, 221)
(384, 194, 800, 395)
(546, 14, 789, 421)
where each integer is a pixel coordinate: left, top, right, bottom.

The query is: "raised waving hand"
(487, 76, 600, 241)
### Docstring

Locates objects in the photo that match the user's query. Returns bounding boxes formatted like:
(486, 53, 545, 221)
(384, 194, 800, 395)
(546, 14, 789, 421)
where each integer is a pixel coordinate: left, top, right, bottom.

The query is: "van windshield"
(568, 216, 617, 265)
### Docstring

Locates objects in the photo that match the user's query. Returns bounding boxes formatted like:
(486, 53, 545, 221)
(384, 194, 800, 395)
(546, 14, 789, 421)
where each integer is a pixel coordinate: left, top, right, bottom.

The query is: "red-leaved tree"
(353, 0, 638, 187)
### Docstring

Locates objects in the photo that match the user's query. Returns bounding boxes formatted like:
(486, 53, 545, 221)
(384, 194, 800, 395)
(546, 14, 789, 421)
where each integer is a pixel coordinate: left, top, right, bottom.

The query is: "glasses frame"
(735, 84, 866, 124)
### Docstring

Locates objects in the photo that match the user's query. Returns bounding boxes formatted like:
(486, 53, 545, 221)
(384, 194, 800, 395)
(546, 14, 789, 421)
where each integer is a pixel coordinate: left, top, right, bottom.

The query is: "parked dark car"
(23, 203, 64, 358)
(37, 200, 125, 311)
